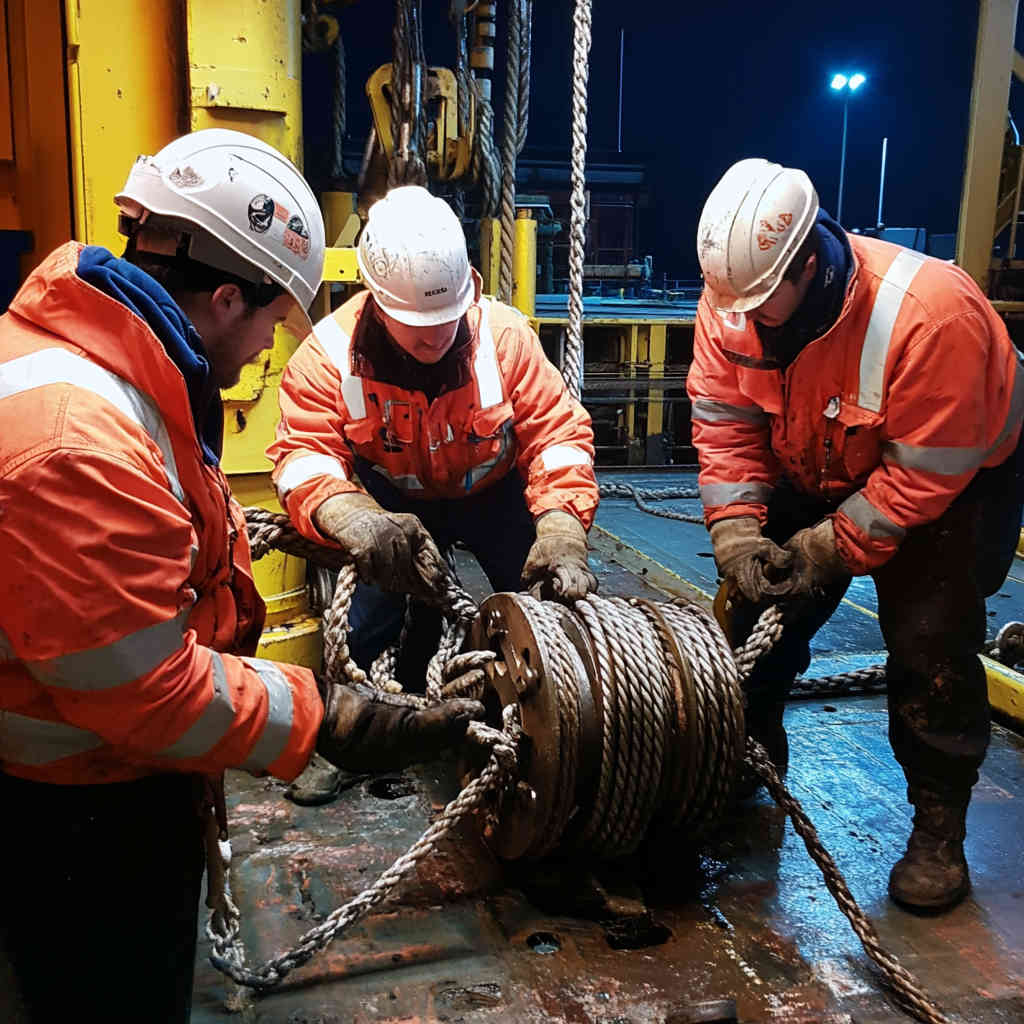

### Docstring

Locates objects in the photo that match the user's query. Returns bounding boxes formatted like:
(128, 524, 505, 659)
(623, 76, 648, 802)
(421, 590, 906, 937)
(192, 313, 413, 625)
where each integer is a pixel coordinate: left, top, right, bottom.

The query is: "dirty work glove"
(709, 516, 794, 603)
(782, 518, 851, 599)
(316, 681, 484, 774)
(521, 509, 598, 603)
(315, 491, 444, 600)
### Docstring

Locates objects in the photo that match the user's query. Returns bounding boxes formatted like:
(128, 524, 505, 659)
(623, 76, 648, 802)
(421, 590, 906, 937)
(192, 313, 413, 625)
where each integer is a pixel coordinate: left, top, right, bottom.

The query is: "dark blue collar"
(756, 210, 853, 371)
(76, 246, 222, 465)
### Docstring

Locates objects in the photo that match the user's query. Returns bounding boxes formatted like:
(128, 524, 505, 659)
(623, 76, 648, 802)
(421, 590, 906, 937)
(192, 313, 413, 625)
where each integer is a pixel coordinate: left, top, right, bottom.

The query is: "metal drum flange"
(635, 599, 700, 826)
(467, 592, 563, 861)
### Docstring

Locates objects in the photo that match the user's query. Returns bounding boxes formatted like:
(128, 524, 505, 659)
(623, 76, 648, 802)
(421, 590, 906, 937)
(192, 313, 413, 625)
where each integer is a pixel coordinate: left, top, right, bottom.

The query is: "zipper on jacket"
(821, 395, 841, 487)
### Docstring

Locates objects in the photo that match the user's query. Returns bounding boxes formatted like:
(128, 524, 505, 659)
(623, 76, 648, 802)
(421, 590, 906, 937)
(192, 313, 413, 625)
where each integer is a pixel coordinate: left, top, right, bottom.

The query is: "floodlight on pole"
(830, 72, 867, 224)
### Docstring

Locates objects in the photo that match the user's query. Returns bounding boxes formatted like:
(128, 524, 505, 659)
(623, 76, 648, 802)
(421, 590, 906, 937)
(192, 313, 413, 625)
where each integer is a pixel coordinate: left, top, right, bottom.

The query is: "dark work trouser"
(347, 461, 536, 682)
(741, 434, 1024, 799)
(0, 772, 206, 1024)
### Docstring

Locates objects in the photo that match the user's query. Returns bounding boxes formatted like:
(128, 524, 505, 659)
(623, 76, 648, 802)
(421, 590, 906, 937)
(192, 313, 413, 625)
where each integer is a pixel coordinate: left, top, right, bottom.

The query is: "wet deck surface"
(193, 479, 1024, 1023)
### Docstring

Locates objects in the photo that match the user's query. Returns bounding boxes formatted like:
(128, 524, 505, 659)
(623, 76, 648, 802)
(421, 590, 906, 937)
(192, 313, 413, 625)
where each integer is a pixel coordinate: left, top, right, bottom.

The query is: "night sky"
(320, 2, 1022, 280)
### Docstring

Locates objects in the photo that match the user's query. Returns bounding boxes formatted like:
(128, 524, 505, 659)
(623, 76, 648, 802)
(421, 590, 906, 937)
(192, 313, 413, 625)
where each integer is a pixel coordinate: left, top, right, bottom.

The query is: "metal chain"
(564, 0, 593, 398)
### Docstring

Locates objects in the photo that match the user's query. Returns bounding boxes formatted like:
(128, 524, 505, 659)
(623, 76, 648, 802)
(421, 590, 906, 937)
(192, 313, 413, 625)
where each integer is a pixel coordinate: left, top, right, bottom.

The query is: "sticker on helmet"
(284, 215, 311, 259)
(169, 166, 204, 188)
(248, 195, 275, 234)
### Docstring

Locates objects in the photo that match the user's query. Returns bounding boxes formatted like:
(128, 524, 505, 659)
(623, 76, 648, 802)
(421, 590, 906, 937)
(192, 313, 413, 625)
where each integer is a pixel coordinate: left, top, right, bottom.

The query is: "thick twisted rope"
(331, 28, 346, 180)
(563, 0, 593, 398)
(498, 0, 523, 303)
(210, 715, 519, 991)
(207, 509, 510, 989)
(747, 737, 952, 1024)
(222, 508, 949, 1022)
(598, 480, 704, 524)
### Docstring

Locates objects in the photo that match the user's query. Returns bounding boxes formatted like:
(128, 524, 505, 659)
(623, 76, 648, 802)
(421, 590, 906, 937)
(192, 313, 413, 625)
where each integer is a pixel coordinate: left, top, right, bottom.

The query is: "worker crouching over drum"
(268, 185, 599, 687)
(690, 158, 1024, 913)
(0, 130, 481, 1024)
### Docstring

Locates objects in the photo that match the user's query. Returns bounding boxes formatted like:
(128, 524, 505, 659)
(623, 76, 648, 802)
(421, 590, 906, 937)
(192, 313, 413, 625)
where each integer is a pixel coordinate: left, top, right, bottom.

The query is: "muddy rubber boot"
(285, 752, 352, 806)
(888, 791, 970, 912)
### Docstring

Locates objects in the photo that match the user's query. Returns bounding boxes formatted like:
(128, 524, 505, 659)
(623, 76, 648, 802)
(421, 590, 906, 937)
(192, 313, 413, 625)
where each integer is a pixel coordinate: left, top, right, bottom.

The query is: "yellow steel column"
(956, 0, 1020, 288)
(5, 0, 73, 275)
(64, 0, 183, 254)
(511, 209, 537, 317)
(623, 324, 638, 445)
(647, 323, 666, 438)
(480, 218, 502, 295)
(187, 0, 321, 668)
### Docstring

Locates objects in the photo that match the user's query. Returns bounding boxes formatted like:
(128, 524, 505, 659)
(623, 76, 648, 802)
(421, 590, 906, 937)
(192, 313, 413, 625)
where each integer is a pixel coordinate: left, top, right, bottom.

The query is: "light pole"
(830, 72, 866, 225)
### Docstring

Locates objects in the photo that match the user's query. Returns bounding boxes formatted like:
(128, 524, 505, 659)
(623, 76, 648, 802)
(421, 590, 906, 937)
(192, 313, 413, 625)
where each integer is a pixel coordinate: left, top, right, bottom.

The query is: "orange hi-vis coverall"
(0, 243, 322, 784)
(268, 287, 598, 543)
(687, 234, 1024, 575)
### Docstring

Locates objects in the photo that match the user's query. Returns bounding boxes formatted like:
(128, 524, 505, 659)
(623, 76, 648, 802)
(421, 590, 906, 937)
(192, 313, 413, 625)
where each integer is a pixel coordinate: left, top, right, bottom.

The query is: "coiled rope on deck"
(208, 507, 951, 1024)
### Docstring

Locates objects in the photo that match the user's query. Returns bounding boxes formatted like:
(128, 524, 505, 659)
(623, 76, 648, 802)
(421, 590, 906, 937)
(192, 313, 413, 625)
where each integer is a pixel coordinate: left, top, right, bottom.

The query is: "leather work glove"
(315, 491, 444, 600)
(709, 515, 794, 603)
(521, 509, 598, 603)
(316, 681, 484, 774)
(782, 518, 851, 599)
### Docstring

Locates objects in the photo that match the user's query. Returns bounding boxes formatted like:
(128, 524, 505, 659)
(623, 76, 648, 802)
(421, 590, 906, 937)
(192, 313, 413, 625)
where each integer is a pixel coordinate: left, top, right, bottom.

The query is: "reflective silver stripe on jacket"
(691, 397, 769, 427)
(312, 315, 367, 419)
(473, 300, 504, 409)
(882, 354, 1024, 476)
(539, 444, 592, 471)
(276, 452, 348, 499)
(0, 347, 185, 501)
(0, 712, 104, 766)
(25, 607, 192, 691)
(464, 421, 514, 491)
(156, 652, 235, 760)
(370, 463, 425, 491)
(239, 658, 296, 772)
(699, 481, 774, 507)
(858, 249, 928, 412)
(838, 490, 906, 540)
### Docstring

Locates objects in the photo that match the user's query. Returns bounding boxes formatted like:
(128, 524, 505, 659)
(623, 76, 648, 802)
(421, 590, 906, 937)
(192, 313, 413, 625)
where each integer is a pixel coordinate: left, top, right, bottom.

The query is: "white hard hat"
(697, 158, 819, 313)
(115, 129, 325, 334)
(356, 186, 474, 327)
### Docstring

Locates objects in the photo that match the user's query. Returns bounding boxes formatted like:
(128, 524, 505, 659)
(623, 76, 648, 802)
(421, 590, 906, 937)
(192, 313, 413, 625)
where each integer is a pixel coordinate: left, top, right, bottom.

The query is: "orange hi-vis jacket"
(0, 243, 322, 785)
(688, 234, 1024, 575)
(268, 288, 598, 543)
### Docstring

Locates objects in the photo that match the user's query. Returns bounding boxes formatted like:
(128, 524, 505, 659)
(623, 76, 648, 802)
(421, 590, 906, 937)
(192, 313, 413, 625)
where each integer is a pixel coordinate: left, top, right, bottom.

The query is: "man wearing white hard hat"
(269, 185, 598, 688)
(689, 158, 1024, 913)
(0, 131, 481, 1023)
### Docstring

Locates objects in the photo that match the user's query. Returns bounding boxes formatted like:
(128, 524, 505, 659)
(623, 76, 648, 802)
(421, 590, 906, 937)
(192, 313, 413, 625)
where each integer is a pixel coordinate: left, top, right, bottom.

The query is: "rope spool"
(465, 591, 745, 861)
